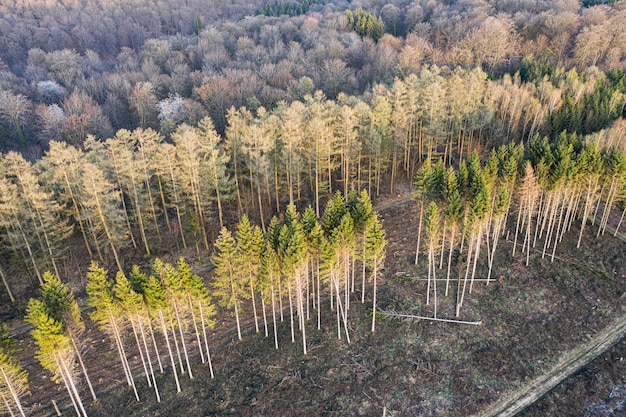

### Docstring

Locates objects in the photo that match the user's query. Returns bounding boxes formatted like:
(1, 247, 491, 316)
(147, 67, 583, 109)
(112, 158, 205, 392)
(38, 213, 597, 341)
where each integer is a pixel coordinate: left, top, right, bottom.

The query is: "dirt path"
(473, 312, 626, 417)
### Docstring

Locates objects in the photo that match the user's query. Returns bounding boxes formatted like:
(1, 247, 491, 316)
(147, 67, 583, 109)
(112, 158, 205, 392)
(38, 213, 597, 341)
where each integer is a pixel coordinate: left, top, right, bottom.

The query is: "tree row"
(412, 133, 626, 318)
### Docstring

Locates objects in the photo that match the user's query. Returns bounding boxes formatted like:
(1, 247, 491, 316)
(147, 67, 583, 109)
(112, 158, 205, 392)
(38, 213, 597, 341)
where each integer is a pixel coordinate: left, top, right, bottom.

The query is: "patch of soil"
(3, 196, 626, 417)
(521, 338, 626, 417)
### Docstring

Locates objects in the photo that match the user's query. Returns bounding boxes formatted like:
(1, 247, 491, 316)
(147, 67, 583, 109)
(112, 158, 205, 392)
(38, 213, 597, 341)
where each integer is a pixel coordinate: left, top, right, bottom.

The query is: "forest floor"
(2, 191, 626, 417)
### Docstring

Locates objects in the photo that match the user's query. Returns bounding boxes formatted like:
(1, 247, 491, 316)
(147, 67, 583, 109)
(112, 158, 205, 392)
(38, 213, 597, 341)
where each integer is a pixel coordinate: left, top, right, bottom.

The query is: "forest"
(1, 0, 626, 415)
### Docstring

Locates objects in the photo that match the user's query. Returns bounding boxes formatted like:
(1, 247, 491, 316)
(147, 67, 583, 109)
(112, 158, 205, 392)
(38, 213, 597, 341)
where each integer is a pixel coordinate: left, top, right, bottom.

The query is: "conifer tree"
(113, 271, 160, 401)
(80, 160, 129, 272)
(86, 262, 139, 401)
(414, 160, 433, 265)
(260, 245, 282, 349)
(27, 299, 88, 417)
(211, 227, 244, 340)
(1, 152, 72, 280)
(363, 213, 386, 332)
(0, 174, 43, 282)
(153, 259, 193, 379)
(424, 202, 441, 317)
(235, 215, 263, 333)
(278, 204, 309, 353)
(443, 168, 462, 296)
(39, 271, 96, 401)
(39, 141, 93, 259)
(177, 258, 215, 377)
(142, 273, 181, 393)
(301, 206, 324, 328)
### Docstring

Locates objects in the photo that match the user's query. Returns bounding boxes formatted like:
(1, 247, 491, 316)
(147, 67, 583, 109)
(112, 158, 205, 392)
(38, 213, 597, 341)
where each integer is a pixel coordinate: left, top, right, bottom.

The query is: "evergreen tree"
(113, 271, 160, 401)
(86, 262, 140, 400)
(26, 298, 88, 417)
(211, 227, 244, 340)
(363, 213, 386, 332)
(177, 258, 215, 377)
(39, 271, 96, 401)
(235, 215, 263, 333)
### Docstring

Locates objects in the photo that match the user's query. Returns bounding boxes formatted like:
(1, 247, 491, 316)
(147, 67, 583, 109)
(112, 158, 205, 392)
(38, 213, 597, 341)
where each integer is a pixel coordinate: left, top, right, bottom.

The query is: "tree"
(413, 160, 433, 265)
(424, 202, 441, 317)
(235, 215, 263, 333)
(142, 272, 182, 393)
(26, 298, 88, 417)
(211, 227, 245, 340)
(39, 271, 96, 401)
(39, 141, 94, 259)
(86, 262, 140, 401)
(278, 204, 309, 353)
(260, 244, 282, 349)
(153, 259, 193, 380)
(2, 152, 72, 280)
(79, 156, 129, 272)
(130, 82, 158, 129)
(0, 91, 31, 146)
(113, 271, 161, 402)
(177, 258, 215, 377)
(173, 119, 232, 249)
(363, 213, 386, 332)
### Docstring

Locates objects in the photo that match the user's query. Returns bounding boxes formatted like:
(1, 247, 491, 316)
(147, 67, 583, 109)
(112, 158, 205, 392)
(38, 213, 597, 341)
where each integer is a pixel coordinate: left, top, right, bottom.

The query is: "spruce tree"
(39, 271, 96, 401)
(86, 262, 139, 401)
(211, 227, 244, 340)
(363, 214, 386, 332)
(27, 299, 88, 417)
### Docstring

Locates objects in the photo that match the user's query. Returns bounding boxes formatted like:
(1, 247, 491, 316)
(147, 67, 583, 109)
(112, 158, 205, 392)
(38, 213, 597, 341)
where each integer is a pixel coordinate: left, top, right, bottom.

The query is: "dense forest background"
(0, 0, 625, 155)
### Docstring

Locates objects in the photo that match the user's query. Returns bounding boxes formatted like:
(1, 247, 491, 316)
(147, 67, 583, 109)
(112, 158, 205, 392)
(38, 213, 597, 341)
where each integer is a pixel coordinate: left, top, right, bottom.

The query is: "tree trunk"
(199, 302, 214, 378)
(371, 257, 378, 332)
(0, 264, 15, 303)
(1, 367, 25, 417)
(159, 310, 181, 392)
(68, 330, 97, 400)
(415, 203, 424, 264)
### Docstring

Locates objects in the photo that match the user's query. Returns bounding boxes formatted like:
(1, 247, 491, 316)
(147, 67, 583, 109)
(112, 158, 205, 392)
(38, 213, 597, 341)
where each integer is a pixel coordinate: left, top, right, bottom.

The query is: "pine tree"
(1, 152, 72, 280)
(301, 205, 324, 328)
(39, 141, 94, 259)
(414, 160, 433, 264)
(153, 259, 193, 380)
(260, 245, 282, 349)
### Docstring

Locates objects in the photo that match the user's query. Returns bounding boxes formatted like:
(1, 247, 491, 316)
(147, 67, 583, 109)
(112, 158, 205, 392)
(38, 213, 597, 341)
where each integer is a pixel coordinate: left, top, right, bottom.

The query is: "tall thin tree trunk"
(159, 310, 181, 393)
(0, 265, 15, 303)
(415, 203, 424, 264)
(199, 302, 214, 378)
(1, 367, 25, 417)
(69, 330, 97, 400)
(371, 257, 378, 332)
